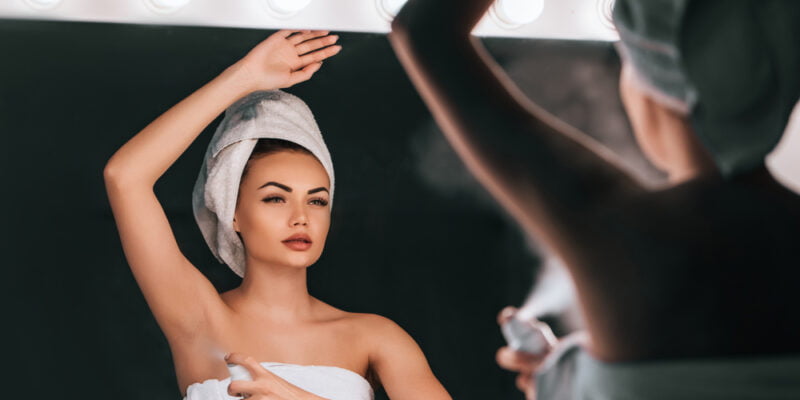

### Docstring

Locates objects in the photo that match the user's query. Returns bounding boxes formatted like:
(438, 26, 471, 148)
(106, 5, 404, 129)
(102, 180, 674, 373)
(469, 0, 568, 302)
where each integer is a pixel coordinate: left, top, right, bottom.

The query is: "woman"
(104, 30, 451, 400)
(390, 0, 800, 398)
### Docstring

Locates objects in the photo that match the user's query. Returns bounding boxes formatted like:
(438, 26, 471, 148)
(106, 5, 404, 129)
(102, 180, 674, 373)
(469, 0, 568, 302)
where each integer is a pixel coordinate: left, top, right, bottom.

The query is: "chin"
(281, 252, 322, 269)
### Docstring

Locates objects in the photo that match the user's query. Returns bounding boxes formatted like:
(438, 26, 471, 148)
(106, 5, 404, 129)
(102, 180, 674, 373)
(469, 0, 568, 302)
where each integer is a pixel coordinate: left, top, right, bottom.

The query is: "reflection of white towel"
(192, 90, 335, 277)
(184, 362, 373, 400)
(535, 337, 800, 400)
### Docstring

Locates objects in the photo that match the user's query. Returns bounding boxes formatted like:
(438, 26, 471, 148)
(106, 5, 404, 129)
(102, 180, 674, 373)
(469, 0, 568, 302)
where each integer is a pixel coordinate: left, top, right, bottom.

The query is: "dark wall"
(1, 19, 652, 400)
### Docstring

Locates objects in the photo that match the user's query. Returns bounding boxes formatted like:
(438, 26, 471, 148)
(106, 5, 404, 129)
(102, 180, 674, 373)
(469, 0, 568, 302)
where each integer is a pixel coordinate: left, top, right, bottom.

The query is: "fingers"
(497, 306, 518, 325)
(496, 346, 545, 373)
(275, 29, 297, 39)
(225, 352, 267, 380)
(295, 34, 339, 55)
(497, 307, 542, 400)
(287, 30, 331, 45)
(516, 373, 537, 399)
(228, 379, 261, 398)
(298, 44, 342, 66)
(498, 346, 539, 400)
(287, 62, 323, 86)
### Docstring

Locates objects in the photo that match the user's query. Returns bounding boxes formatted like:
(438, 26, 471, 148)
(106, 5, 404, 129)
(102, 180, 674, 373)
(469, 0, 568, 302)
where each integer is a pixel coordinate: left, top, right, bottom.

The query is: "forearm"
(390, 0, 641, 241)
(104, 62, 254, 187)
(390, 0, 491, 35)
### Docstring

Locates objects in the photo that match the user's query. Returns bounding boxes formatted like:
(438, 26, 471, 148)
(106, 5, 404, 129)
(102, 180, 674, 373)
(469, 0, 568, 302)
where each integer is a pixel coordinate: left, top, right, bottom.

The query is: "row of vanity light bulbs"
(21, 0, 567, 30)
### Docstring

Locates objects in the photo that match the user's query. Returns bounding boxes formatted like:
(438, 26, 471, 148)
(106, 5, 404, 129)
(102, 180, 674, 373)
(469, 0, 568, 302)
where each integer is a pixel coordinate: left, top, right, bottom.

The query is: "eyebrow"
(259, 181, 292, 192)
(258, 181, 329, 195)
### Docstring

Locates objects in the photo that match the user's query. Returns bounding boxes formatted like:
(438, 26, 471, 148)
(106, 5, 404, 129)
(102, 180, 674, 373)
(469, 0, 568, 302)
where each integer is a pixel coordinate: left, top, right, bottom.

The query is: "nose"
(289, 204, 309, 227)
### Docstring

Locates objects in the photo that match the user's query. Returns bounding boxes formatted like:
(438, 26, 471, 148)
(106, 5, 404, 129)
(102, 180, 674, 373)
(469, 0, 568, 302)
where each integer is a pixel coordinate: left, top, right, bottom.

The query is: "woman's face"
(233, 150, 331, 270)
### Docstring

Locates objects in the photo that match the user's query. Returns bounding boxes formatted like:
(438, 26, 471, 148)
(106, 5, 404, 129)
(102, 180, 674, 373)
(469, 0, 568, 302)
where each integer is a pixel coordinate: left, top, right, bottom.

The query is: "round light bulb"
(597, 0, 616, 30)
(24, 0, 63, 10)
(490, 0, 545, 29)
(264, 0, 312, 18)
(376, 0, 407, 21)
(143, 0, 191, 14)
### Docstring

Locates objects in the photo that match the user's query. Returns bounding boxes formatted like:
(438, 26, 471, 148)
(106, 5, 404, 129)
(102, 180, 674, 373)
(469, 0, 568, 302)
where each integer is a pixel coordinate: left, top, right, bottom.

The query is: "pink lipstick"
(282, 233, 312, 251)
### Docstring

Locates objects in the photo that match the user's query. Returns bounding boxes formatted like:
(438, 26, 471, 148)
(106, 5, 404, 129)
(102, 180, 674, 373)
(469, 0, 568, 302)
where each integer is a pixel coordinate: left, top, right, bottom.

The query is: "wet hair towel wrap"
(192, 90, 335, 277)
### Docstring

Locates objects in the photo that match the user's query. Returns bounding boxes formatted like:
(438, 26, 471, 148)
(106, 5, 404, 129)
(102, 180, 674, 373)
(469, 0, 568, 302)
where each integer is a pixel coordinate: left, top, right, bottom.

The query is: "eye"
(262, 196, 285, 204)
(309, 197, 329, 207)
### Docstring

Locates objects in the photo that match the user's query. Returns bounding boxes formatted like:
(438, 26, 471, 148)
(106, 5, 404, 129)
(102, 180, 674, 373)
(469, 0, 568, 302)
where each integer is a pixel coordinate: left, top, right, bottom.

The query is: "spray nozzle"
(227, 364, 253, 381)
(501, 314, 557, 355)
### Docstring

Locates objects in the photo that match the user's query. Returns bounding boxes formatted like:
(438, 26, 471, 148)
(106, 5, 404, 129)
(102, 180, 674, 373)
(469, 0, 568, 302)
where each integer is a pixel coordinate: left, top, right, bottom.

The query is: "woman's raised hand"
(225, 353, 329, 400)
(235, 30, 341, 92)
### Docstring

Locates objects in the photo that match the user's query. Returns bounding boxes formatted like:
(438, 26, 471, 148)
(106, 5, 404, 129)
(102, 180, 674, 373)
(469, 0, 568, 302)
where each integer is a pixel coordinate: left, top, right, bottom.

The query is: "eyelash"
(309, 198, 329, 206)
(261, 196, 329, 207)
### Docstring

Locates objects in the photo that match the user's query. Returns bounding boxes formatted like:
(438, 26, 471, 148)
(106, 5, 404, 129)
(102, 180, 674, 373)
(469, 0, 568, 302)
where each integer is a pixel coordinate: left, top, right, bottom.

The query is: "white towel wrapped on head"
(192, 90, 335, 277)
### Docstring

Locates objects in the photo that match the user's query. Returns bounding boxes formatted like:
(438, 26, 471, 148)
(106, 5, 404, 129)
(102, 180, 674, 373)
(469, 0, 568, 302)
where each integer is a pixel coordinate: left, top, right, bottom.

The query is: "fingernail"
(224, 353, 230, 361)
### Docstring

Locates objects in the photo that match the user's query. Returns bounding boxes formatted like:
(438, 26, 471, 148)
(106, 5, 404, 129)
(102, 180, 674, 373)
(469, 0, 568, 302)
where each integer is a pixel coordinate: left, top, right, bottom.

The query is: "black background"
(1, 19, 658, 399)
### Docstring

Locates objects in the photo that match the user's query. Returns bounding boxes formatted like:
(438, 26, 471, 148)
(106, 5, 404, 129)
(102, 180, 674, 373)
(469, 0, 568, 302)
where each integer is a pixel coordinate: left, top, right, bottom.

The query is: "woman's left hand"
(225, 353, 328, 400)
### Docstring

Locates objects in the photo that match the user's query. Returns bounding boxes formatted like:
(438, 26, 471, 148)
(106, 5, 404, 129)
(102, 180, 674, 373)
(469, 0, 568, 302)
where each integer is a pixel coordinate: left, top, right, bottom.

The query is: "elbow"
(388, 0, 414, 37)
(103, 157, 120, 183)
(103, 158, 126, 189)
(388, 5, 446, 50)
(103, 156, 140, 188)
(389, 15, 415, 50)
(103, 158, 156, 190)
(389, 18, 471, 64)
(388, 1, 472, 47)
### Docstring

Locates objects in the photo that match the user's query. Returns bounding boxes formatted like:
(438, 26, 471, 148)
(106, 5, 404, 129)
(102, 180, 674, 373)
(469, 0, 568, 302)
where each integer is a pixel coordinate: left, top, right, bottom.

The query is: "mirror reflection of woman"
(390, 0, 800, 399)
(104, 30, 451, 400)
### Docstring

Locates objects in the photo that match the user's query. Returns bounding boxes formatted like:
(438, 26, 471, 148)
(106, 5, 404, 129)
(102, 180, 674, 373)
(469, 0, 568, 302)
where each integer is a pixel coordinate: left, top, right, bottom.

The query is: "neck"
(230, 257, 314, 321)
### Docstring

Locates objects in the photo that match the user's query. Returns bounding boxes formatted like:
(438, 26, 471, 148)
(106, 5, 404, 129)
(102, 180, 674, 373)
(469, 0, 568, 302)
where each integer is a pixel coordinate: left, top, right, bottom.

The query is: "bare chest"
(171, 312, 370, 395)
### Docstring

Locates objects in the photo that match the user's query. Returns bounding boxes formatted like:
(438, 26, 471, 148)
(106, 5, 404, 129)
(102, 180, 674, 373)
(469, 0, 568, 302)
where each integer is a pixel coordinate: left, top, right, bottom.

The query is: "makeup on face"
(251, 180, 329, 253)
(258, 181, 330, 207)
(282, 233, 313, 251)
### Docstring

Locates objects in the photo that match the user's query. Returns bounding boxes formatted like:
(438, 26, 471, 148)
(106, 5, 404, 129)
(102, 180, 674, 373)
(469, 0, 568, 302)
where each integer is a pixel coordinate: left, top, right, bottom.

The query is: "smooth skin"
(105, 30, 450, 400)
(390, 0, 800, 398)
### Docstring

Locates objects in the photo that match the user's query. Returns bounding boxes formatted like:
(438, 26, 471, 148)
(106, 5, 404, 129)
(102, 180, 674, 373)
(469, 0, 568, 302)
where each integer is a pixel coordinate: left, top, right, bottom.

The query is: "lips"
(282, 234, 312, 251)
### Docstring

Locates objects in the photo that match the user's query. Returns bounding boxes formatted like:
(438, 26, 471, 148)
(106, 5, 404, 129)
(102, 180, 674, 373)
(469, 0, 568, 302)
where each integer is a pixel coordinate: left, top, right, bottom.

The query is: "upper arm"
(104, 169, 225, 341)
(389, 2, 644, 247)
(366, 316, 451, 400)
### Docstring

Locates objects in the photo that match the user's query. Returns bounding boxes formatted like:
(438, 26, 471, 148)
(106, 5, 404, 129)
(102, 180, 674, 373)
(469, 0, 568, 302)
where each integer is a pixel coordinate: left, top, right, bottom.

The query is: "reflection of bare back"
(573, 173, 800, 360)
(390, 0, 800, 363)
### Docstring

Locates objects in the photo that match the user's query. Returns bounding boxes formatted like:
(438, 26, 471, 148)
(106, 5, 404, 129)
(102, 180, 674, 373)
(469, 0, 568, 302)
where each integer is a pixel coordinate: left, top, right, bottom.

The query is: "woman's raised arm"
(103, 30, 341, 340)
(388, 1, 642, 255)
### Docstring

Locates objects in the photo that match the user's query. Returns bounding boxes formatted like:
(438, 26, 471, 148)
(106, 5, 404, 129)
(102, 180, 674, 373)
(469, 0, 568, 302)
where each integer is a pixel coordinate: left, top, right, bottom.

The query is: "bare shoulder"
(346, 313, 451, 399)
(347, 313, 408, 337)
(310, 299, 396, 326)
(312, 306, 414, 349)
(342, 313, 422, 360)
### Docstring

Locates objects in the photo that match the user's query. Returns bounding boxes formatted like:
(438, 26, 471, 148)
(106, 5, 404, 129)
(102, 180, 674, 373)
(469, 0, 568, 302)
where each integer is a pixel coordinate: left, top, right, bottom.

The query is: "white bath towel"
(184, 362, 373, 400)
